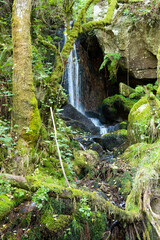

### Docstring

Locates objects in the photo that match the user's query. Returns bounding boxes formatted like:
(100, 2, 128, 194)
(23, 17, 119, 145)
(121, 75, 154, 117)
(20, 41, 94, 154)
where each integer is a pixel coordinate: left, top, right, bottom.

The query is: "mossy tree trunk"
(157, 46, 160, 96)
(12, 0, 41, 145)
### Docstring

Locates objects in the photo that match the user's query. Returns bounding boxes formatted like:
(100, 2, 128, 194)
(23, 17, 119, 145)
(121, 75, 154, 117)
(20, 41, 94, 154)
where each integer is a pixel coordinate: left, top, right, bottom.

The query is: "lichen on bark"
(12, 0, 42, 145)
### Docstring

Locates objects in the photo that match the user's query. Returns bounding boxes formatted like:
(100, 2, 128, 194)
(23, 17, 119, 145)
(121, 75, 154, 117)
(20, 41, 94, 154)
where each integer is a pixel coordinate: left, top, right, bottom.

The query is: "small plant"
(64, 227, 72, 239)
(0, 177, 13, 194)
(32, 186, 50, 209)
(79, 196, 92, 219)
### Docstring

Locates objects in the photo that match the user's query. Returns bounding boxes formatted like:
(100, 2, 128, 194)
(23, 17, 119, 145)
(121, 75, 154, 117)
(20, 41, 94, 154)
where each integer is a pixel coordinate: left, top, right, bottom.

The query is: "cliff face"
(94, 1, 160, 84)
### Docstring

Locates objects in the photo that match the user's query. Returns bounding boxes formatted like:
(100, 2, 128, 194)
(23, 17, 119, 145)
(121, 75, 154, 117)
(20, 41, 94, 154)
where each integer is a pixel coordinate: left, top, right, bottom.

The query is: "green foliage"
(0, 120, 12, 147)
(79, 196, 92, 219)
(32, 186, 50, 209)
(99, 53, 121, 82)
(0, 177, 13, 194)
(119, 171, 133, 196)
(122, 1, 160, 25)
(73, 0, 94, 21)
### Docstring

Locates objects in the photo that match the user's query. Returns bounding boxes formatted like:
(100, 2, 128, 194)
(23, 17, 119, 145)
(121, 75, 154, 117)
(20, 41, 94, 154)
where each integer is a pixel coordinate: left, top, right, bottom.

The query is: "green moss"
(27, 97, 42, 143)
(128, 96, 160, 144)
(120, 121, 127, 130)
(41, 212, 71, 232)
(0, 195, 16, 221)
(102, 94, 136, 111)
(73, 150, 99, 177)
(119, 82, 134, 97)
(157, 46, 160, 94)
(103, 129, 127, 137)
(21, 212, 32, 227)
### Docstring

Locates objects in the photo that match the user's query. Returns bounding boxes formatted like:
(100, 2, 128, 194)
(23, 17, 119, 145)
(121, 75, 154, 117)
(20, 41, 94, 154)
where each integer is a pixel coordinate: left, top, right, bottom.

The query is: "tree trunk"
(12, 0, 41, 145)
(157, 46, 160, 96)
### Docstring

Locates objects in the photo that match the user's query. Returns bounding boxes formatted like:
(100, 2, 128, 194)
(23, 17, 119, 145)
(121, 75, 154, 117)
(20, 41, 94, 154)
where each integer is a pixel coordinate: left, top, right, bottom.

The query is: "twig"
(50, 107, 71, 188)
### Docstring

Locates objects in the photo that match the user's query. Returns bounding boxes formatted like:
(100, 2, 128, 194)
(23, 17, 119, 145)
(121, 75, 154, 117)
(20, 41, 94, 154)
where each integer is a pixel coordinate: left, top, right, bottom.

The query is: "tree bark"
(12, 0, 41, 145)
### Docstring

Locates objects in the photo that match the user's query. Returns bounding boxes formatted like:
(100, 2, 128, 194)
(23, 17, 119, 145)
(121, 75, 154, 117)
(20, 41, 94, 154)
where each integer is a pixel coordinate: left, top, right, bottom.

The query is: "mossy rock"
(102, 94, 137, 122)
(0, 188, 30, 221)
(120, 121, 127, 130)
(73, 150, 99, 177)
(41, 212, 71, 233)
(100, 129, 128, 151)
(0, 195, 15, 221)
(129, 86, 145, 100)
(119, 82, 134, 97)
(128, 95, 160, 144)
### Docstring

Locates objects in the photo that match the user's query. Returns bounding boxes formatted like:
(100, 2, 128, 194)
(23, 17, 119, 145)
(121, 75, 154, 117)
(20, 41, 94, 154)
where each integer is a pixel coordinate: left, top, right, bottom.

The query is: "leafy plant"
(32, 186, 50, 209)
(79, 196, 92, 219)
(0, 119, 14, 149)
(99, 53, 121, 82)
(0, 177, 13, 194)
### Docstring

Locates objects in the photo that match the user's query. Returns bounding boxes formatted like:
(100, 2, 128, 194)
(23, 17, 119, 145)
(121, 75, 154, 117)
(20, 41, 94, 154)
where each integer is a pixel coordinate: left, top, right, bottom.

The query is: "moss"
(120, 121, 127, 130)
(120, 172, 132, 195)
(0, 194, 15, 221)
(41, 212, 71, 232)
(27, 97, 42, 143)
(128, 95, 160, 144)
(73, 150, 99, 177)
(103, 94, 136, 110)
(89, 211, 107, 240)
(157, 46, 160, 91)
(119, 82, 134, 97)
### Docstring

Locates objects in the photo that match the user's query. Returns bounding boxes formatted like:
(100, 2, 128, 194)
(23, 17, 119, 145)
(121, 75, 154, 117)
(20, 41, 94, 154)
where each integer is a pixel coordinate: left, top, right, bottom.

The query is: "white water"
(63, 27, 83, 113)
(63, 28, 119, 135)
(67, 44, 83, 112)
(89, 117, 119, 135)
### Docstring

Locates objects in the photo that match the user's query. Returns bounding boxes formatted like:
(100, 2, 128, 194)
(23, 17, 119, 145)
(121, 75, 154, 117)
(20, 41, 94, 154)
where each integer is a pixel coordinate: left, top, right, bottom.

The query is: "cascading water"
(62, 28, 83, 113)
(67, 44, 83, 112)
(63, 27, 119, 135)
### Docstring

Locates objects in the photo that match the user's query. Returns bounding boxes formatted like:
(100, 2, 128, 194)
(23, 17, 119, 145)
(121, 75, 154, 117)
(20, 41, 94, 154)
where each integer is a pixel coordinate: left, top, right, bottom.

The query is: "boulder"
(128, 94, 160, 144)
(61, 104, 100, 134)
(73, 150, 99, 178)
(119, 82, 134, 97)
(93, 129, 128, 151)
(101, 94, 136, 122)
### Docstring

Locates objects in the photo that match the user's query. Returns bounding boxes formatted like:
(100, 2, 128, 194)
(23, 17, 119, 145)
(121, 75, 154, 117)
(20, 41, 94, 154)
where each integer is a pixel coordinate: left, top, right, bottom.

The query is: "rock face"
(78, 34, 108, 111)
(94, 1, 160, 82)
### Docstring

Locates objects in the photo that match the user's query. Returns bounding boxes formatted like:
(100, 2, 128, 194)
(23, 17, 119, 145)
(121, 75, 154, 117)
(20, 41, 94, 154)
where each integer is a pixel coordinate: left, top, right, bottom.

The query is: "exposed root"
(143, 181, 160, 238)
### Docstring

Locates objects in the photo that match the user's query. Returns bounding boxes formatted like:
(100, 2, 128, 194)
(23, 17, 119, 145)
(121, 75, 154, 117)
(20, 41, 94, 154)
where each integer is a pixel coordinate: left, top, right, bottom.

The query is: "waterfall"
(62, 28, 83, 113)
(67, 44, 83, 112)
(62, 28, 119, 135)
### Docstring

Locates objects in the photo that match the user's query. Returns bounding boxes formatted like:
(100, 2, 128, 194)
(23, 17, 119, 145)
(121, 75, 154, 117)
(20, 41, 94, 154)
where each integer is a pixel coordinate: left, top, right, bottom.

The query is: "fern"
(99, 52, 121, 82)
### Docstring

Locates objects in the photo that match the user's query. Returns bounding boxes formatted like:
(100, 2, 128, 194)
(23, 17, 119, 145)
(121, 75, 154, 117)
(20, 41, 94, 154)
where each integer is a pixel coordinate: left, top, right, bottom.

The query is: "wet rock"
(93, 130, 128, 151)
(61, 104, 100, 134)
(101, 95, 135, 122)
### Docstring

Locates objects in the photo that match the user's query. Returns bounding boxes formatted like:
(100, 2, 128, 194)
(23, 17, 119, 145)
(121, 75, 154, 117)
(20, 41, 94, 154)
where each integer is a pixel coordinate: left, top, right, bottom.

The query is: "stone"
(61, 104, 100, 135)
(92, 129, 128, 151)
(73, 150, 99, 177)
(128, 94, 160, 144)
(94, 1, 160, 81)
(101, 94, 136, 122)
(119, 82, 134, 97)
